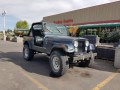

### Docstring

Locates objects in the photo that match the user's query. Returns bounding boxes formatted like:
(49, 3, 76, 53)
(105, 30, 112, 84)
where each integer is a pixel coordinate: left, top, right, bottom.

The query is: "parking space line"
(92, 73, 118, 90)
(21, 70, 49, 90)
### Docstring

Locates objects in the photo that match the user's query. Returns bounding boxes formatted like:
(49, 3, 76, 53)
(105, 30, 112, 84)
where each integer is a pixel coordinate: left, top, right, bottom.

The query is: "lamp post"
(2, 11, 6, 41)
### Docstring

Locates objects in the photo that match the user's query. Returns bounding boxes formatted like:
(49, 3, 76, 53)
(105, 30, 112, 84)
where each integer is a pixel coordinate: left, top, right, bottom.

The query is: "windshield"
(44, 23, 68, 36)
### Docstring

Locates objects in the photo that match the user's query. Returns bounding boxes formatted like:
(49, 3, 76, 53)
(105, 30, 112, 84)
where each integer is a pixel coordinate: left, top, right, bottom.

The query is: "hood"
(45, 35, 87, 42)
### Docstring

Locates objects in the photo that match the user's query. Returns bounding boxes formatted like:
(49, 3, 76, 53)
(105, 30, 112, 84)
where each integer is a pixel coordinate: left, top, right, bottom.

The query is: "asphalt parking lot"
(0, 40, 120, 90)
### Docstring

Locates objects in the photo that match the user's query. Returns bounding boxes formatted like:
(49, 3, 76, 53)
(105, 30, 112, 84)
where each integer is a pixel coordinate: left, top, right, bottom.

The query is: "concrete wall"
(43, 1, 120, 25)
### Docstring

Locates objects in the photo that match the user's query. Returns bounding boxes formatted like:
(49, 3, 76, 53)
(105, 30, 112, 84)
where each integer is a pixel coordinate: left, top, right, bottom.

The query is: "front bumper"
(73, 52, 97, 61)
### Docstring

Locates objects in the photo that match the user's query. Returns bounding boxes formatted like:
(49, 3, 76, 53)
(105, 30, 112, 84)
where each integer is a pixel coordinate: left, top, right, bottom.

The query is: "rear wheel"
(23, 45, 34, 61)
(49, 51, 69, 77)
(78, 59, 90, 67)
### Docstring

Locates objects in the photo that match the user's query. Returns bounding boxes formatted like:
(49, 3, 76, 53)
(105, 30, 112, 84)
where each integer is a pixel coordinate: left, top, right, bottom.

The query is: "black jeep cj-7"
(23, 22, 97, 77)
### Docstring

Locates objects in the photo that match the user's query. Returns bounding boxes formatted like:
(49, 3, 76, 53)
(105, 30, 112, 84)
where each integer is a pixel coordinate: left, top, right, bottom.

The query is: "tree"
(16, 20, 29, 29)
(15, 20, 29, 36)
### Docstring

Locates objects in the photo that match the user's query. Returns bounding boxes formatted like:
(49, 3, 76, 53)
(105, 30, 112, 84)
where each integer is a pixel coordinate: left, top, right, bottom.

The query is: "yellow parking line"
(92, 73, 118, 90)
(21, 70, 49, 90)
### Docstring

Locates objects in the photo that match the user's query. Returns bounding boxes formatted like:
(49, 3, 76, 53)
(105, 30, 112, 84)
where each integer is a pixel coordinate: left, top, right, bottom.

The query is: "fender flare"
(23, 41, 32, 49)
(50, 44, 67, 54)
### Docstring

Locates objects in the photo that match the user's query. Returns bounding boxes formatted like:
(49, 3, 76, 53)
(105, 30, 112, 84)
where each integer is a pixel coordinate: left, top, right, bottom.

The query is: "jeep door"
(32, 23, 47, 53)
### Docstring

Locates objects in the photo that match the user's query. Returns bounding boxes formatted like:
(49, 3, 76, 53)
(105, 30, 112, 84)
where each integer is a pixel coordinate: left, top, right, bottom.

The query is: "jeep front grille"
(78, 41, 85, 53)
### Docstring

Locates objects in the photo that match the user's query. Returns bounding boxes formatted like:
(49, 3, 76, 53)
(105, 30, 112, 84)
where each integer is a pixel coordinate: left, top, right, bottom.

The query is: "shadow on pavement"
(0, 51, 50, 77)
(89, 59, 117, 72)
(0, 51, 117, 78)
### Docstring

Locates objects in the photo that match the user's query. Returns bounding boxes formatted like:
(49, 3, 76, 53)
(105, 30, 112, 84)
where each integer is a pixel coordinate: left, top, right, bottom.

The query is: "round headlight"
(89, 44, 95, 51)
(85, 41, 89, 47)
(74, 41, 78, 47)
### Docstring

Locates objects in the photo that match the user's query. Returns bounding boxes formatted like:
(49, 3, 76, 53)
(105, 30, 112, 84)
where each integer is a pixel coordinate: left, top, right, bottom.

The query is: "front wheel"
(49, 51, 69, 77)
(23, 45, 34, 61)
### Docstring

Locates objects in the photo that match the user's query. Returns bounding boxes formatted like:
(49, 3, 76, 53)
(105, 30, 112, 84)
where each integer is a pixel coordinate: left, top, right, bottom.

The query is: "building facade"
(43, 1, 120, 43)
(43, 1, 120, 26)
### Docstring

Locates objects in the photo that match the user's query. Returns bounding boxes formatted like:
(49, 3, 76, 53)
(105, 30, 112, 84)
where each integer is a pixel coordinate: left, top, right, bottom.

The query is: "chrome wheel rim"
(52, 56, 60, 71)
(24, 48, 29, 58)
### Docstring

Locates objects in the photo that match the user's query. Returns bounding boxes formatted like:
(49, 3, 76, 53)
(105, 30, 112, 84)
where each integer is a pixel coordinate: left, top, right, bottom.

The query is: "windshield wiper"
(44, 27, 53, 33)
(55, 27, 63, 34)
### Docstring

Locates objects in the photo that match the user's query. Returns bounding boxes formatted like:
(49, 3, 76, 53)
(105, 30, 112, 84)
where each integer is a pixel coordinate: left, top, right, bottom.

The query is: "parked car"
(23, 22, 97, 77)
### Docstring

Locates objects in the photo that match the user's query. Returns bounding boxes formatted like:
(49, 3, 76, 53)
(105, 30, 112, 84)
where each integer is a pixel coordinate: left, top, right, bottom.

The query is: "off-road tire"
(49, 51, 69, 77)
(23, 45, 34, 61)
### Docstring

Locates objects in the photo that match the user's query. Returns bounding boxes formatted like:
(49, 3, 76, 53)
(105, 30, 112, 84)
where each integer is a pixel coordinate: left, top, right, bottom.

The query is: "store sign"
(53, 19, 73, 24)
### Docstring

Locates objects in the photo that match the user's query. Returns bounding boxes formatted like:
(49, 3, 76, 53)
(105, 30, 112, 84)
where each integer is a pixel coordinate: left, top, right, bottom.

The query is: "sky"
(0, 0, 119, 30)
